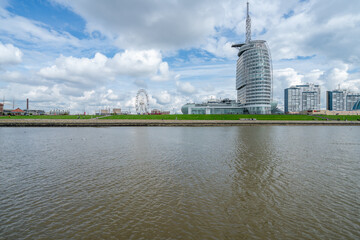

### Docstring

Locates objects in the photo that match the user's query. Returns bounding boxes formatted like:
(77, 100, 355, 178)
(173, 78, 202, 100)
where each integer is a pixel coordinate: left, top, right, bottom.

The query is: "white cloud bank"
(0, 42, 22, 65)
(38, 50, 172, 87)
(176, 81, 197, 95)
(53, 0, 224, 50)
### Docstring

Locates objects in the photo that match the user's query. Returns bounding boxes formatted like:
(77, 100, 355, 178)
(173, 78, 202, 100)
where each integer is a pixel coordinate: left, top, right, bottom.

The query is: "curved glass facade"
(353, 100, 360, 110)
(181, 105, 189, 114)
(235, 40, 272, 114)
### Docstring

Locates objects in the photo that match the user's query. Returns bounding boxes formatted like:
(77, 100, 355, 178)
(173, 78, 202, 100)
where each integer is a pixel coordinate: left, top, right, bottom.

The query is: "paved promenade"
(0, 119, 359, 127)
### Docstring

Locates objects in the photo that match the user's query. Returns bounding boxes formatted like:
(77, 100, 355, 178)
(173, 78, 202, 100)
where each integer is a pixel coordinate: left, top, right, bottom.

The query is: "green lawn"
(1, 114, 358, 121)
(318, 115, 360, 121)
(0, 115, 99, 119)
(102, 114, 321, 121)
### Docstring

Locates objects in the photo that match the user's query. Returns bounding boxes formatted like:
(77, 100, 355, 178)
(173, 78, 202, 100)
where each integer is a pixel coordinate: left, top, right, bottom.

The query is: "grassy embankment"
(0, 115, 98, 119)
(102, 114, 320, 121)
(1, 114, 359, 121)
(318, 115, 360, 121)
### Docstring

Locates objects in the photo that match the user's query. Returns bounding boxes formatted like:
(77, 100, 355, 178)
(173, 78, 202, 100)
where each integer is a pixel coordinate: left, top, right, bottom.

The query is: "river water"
(0, 126, 359, 239)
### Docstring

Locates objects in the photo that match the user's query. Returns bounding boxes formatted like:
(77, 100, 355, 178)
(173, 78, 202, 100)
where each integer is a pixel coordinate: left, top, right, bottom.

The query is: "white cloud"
(26, 85, 54, 102)
(153, 91, 172, 105)
(321, 64, 349, 90)
(102, 89, 118, 101)
(53, 0, 223, 50)
(341, 79, 360, 93)
(274, 68, 303, 86)
(0, 71, 22, 81)
(203, 37, 238, 59)
(38, 53, 109, 85)
(0, 42, 22, 65)
(124, 96, 136, 109)
(0, 8, 79, 47)
(151, 62, 171, 82)
(303, 69, 324, 84)
(110, 50, 163, 76)
(319, 64, 360, 94)
(263, 0, 360, 63)
(3, 0, 358, 65)
(176, 81, 196, 95)
(38, 50, 172, 87)
(133, 79, 148, 88)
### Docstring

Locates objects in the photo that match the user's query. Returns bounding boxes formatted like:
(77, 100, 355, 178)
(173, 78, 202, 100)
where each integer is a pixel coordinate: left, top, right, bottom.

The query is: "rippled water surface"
(1, 126, 359, 239)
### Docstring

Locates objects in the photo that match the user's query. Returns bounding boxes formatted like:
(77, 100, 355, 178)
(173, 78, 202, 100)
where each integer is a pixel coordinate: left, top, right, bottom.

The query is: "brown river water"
(0, 126, 359, 239)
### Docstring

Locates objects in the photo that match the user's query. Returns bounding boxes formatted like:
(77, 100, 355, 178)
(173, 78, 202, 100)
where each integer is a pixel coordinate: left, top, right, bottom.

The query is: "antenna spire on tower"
(246, 1, 251, 43)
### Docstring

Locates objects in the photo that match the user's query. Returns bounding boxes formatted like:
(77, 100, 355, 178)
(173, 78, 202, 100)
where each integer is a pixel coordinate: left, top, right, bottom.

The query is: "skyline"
(0, 0, 359, 114)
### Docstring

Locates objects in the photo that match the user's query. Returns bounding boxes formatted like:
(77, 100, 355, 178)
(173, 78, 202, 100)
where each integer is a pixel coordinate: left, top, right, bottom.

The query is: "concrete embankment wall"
(0, 119, 360, 127)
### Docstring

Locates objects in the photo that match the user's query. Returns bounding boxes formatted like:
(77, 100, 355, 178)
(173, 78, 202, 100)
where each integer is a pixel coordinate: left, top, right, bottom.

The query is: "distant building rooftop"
(11, 108, 25, 113)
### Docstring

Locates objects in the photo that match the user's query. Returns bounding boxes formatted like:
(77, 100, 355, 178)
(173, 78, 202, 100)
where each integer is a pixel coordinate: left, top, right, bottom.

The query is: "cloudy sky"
(0, 0, 359, 113)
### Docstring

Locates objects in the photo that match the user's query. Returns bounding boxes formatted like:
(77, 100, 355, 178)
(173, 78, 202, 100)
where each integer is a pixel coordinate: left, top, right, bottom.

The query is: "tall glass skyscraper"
(232, 2, 272, 114)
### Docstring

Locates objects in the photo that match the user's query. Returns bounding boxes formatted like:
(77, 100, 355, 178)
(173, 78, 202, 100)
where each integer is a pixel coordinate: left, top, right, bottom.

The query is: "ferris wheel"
(135, 89, 150, 114)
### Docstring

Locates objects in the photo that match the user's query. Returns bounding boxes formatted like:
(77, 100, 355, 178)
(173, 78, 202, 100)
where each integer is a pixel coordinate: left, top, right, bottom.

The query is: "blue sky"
(0, 0, 359, 113)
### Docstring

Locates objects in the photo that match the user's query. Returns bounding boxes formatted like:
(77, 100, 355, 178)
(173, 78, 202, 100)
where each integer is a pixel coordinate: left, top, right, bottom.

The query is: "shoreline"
(0, 119, 360, 127)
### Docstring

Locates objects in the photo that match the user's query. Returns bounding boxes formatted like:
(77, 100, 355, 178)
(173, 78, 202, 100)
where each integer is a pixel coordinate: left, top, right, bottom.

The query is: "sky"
(0, 0, 359, 114)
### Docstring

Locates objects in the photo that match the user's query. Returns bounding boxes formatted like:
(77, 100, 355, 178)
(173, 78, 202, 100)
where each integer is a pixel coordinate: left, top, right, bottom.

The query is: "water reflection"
(226, 126, 360, 239)
(219, 127, 280, 238)
(0, 127, 359, 239)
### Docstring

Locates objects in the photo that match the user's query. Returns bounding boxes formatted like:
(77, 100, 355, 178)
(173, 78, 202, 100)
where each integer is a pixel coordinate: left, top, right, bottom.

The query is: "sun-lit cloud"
(38, 50, 172, 87)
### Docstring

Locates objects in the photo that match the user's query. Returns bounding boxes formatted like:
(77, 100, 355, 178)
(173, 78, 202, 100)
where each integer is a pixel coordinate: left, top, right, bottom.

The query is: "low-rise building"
(182, 98, 281, 115)
(0, 103, 3, 115)
(100, 109, 110, 115)
(151, 109, 171, 115)
(3, 109, 12, 115)
(25, 110, 45, 115)
(151, 109, 161, 115)
(113, 108, 121, 115)
(182, 99, 244, 115)
(11, 108, 25, 116)
(49, 109, 70, 115)
(300, 110, 360, 115)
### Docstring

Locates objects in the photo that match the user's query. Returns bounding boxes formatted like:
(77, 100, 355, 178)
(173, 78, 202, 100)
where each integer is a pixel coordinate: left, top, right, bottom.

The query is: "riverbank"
(0, 119, 359, 127)
(2, 114, 360, 121)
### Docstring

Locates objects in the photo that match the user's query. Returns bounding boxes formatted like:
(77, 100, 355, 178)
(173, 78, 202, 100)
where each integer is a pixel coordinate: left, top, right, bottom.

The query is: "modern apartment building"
(284, 84, 321, 113)
(326, 89, 360, 111)
(346, 93, 360, 111)
(231, 2, 272, 114)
